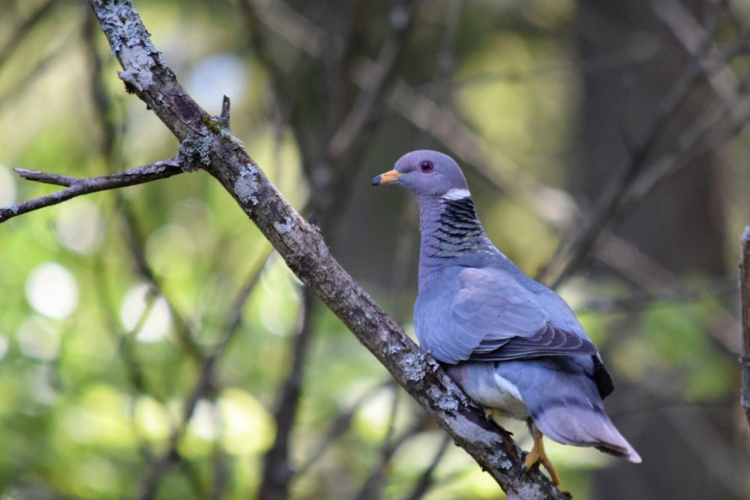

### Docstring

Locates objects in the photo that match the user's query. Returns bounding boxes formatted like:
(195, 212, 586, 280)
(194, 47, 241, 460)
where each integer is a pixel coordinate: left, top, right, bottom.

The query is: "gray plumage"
(373, 150, 641, 464)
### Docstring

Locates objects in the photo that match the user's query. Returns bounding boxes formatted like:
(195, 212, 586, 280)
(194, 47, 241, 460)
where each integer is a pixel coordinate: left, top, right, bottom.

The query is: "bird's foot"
(522, 431, 560, 486)
(483, 406, 494, 421)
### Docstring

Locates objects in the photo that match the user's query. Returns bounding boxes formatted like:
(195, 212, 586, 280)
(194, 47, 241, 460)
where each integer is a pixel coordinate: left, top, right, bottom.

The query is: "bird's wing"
(451, 267, 597, 362)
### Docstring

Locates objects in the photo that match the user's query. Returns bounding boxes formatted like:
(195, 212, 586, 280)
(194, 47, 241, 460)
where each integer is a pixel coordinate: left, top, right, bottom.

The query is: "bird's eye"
(419, 161, 434, 173)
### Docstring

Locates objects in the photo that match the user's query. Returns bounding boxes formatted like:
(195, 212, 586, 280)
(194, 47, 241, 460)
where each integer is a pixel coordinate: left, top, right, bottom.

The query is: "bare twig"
(0, 158, 186, 223)
(87, 1, 566, 497)
(740, 226, 750, 430)
(220, 95, 231, 127)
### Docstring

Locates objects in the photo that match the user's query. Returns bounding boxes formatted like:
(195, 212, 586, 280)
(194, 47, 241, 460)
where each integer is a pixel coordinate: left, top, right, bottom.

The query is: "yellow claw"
(483, 407, 494, 421)
(523, 430, 560, 486)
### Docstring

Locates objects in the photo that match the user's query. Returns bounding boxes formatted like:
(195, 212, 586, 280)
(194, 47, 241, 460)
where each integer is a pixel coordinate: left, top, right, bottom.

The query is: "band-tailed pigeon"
(373, 150, 640, 484)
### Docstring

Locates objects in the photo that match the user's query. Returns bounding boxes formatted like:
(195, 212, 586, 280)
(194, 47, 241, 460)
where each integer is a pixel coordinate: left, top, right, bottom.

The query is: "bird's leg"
(483, 406, 494, 421)
(522, 422, 560, 485)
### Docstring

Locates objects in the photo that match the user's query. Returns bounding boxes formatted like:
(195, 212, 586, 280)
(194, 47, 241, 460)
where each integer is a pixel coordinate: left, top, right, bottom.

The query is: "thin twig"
(740, 226, 750, 431)
(0, 158, 186, 223)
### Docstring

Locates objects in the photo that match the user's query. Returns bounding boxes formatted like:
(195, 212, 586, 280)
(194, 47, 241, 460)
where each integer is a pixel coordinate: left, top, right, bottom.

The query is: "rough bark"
(87, 1, 568, 498)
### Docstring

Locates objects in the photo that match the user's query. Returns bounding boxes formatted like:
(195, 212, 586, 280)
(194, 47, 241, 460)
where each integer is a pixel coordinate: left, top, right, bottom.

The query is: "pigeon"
(372, 150, 641, 485)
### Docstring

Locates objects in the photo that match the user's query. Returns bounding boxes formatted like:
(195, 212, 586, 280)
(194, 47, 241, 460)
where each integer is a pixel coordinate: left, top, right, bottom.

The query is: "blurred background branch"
(1, 0, 750, 499)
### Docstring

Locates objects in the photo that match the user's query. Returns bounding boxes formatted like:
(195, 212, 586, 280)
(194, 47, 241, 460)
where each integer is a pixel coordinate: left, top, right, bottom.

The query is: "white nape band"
(442, 188, 471, 200)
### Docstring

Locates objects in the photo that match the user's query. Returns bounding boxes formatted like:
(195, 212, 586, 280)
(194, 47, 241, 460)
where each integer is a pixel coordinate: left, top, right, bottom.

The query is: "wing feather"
(450, 267, 597, 362)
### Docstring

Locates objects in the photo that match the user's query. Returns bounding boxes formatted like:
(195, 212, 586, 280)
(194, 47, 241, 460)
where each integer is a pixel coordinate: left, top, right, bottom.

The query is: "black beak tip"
(371, 175, 382, 186)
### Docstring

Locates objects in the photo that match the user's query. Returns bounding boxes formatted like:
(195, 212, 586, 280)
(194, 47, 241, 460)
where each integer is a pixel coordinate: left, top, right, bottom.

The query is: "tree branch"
(86, 1, 567, 497)
(0, 157, 186, 223)
(740, 226, 750, 431)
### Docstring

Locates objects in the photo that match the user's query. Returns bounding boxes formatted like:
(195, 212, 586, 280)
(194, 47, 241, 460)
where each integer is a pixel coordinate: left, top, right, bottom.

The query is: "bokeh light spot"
(120, 283, 172, 343)
(189, 399, 219, 440)
(0, 165, 16, 206)
(25, 262, 79, 320)
(188, 54, 248, 109)
(55, 200, 105, 254)
(17, 316, 60, 361)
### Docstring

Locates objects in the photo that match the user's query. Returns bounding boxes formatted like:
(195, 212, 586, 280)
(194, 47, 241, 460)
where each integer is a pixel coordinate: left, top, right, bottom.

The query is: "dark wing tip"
(470, 324, 598, 361)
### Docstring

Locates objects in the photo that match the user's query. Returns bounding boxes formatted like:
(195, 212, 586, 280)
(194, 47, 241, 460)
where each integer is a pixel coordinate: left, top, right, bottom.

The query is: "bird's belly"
(449, 363, 530, 421)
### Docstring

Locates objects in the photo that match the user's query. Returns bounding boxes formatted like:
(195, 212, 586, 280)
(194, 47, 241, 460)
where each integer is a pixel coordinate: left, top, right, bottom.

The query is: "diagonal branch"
(0, 157, 186, 223)
(86, 1, 566, 498)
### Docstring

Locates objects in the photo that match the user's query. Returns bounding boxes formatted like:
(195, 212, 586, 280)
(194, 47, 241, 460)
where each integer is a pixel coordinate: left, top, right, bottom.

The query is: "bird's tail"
(533, 401, 641, 463)
(506, 357, 641, 463)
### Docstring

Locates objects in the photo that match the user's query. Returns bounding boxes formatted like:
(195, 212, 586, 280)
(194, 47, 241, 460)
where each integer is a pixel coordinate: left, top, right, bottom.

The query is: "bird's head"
(372, 150, 470, 200)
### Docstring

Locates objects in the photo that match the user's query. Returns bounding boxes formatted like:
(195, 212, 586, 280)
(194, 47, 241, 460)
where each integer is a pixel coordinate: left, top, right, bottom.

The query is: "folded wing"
(417, 266, 597, 364)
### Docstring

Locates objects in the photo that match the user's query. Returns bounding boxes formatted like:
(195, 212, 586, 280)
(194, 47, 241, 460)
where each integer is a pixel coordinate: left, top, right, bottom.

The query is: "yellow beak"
(372, 169, 402, 186)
